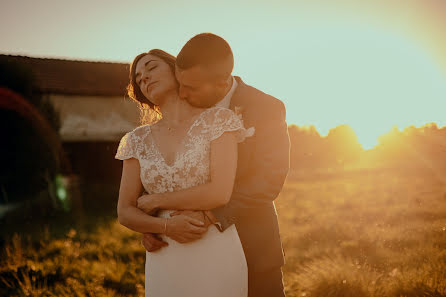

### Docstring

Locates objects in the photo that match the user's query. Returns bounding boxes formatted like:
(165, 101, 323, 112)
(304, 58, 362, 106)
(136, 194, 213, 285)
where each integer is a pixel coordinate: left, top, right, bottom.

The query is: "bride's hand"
(137, 194, 162, 215)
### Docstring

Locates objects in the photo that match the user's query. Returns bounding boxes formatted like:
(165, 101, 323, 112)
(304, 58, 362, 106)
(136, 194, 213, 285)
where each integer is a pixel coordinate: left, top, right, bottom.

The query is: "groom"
(142, 33, 290, 297)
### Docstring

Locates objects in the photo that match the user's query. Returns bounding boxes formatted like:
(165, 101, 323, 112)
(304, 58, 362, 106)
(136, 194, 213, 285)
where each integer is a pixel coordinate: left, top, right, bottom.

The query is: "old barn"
(0, 54, 139, 211)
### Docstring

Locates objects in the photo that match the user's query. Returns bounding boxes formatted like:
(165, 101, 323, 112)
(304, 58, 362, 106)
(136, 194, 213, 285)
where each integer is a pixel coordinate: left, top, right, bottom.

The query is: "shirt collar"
(215, 76, 237, 109)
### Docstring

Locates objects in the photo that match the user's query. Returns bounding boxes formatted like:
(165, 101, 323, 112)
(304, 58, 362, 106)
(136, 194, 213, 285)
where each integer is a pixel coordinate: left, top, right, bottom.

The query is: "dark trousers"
(248, 266, 285, 297)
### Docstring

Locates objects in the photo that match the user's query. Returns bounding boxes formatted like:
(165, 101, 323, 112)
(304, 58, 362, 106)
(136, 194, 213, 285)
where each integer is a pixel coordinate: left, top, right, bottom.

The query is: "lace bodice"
(115, 107, 254, 194)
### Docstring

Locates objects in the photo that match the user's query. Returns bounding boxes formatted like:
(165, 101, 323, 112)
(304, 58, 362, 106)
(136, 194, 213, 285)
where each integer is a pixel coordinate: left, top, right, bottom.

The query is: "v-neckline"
(149, 107, 211, 167)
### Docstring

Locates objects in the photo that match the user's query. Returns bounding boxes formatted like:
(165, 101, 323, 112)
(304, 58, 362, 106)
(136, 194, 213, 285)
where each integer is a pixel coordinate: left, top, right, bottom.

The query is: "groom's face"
(175, 65, 225, 108)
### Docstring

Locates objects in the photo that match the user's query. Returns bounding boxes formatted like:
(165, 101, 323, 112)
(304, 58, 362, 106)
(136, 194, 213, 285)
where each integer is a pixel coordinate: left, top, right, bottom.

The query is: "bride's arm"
(138, 131, 238, 212)
(117, 158, 168, 233)
(117, 158, 205, 233)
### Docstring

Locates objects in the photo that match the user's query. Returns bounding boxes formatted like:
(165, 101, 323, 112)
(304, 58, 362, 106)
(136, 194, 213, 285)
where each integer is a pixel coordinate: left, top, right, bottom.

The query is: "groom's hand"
(168, 210, 210, 243)
(141, 233, 168, 252)
(170, 210, 213, 228)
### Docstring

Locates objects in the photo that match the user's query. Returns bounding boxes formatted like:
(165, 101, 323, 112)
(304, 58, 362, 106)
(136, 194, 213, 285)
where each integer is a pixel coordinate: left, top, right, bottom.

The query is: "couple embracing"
(115, 33, 290, 297)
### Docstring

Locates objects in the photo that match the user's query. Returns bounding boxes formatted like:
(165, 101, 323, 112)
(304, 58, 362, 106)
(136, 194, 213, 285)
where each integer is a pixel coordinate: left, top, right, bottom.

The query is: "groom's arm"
(210, 98, 290, 231)
(139, 190, 211, 248)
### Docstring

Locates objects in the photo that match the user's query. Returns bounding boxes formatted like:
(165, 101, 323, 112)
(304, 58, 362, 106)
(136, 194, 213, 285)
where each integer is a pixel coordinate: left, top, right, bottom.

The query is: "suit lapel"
(230, 76, 255, 128)
(228, 76, 255, 172)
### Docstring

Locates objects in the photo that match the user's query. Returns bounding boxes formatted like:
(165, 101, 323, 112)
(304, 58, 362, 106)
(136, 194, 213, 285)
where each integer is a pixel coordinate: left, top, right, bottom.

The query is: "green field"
(1, 170, 446, 296)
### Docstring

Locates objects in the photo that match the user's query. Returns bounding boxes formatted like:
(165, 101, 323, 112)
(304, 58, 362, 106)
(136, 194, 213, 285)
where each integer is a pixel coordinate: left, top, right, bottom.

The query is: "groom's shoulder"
(236, 77, 285, 113)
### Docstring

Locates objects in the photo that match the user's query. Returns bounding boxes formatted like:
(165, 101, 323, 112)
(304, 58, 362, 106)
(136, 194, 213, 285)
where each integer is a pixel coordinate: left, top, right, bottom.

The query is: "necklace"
(162, 108, 204, 133)
(163, 119, 184, 132)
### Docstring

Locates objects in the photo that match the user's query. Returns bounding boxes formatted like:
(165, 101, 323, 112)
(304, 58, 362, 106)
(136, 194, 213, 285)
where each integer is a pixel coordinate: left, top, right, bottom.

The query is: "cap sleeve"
(115, 131, 137, 160)
(209, 107, 255, 143)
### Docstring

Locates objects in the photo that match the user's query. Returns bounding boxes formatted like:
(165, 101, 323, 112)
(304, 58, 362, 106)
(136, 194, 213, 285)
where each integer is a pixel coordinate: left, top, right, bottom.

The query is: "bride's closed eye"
(136, 67, 157, 86)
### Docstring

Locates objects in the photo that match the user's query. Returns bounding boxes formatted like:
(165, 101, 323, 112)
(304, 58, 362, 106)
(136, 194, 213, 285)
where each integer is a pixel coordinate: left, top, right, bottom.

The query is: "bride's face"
(135, 54, 178, 106)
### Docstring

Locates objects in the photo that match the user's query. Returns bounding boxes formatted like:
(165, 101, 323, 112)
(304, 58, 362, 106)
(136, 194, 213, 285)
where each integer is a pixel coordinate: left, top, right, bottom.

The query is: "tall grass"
(1, 169, 445, 296)
(278, 170, 446, 297)
(0, 223, 145, 296)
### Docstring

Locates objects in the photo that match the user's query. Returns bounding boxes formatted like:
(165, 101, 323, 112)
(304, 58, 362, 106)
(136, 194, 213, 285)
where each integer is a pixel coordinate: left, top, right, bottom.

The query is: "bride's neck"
(158, 91, 197, 125)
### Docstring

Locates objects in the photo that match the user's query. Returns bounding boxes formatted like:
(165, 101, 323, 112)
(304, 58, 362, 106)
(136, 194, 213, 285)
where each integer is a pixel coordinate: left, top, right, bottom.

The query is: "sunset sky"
(1, 0, 445, 149)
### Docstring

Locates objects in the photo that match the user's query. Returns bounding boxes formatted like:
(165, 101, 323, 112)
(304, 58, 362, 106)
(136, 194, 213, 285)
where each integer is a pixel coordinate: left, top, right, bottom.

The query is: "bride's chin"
(153, 89, 180, 107)
(149, 91, 165, 106)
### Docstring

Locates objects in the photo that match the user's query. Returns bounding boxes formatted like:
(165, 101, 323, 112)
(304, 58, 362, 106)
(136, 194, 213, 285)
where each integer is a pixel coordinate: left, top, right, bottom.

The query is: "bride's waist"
(157, 209, 175, 219)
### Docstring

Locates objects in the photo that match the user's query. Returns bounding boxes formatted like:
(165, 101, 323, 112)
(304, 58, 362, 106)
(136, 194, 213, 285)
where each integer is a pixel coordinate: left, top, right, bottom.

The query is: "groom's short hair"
(176, 33, 234, 81)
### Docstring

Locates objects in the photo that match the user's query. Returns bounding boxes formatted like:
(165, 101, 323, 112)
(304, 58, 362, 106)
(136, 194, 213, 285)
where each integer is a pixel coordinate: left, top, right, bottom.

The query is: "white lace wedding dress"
(115, 107, 252, 297)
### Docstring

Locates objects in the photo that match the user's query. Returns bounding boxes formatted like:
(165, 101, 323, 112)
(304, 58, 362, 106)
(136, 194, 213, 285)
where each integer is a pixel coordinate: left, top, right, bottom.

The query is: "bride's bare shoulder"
(130, 123, 152, 137)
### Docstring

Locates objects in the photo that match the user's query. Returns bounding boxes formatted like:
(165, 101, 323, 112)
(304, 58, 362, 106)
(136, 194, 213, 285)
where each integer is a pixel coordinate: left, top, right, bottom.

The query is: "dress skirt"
(145, 210, 248, 297)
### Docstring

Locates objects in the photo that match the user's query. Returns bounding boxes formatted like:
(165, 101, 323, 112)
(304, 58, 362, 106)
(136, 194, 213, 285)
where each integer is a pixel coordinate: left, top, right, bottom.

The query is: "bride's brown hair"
(127, 49, 176, 124)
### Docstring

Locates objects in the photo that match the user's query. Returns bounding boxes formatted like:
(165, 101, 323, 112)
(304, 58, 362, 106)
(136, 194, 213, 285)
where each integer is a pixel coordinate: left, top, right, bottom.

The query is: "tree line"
(288, 123, 446, 173)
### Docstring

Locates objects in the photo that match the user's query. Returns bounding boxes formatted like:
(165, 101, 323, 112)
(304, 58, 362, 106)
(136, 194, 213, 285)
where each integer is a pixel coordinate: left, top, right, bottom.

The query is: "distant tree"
(374, 126, 406, 168)
(325, 125, 363, 169)
(288, 121, 446, 173)
(288, 125, 326, 171)
(373, 123, 446, 172)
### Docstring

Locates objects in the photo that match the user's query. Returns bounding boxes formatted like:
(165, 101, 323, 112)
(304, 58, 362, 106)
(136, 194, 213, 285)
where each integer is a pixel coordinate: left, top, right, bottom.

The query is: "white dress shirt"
(214, 76, 237, 109)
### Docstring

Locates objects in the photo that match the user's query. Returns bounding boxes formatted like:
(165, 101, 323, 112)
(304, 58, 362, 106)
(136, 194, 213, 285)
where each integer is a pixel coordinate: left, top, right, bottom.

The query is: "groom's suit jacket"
(212, 76, 290, 272)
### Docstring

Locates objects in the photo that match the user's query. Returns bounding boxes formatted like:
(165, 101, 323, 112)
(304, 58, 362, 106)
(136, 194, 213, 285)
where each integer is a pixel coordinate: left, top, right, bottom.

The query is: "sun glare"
(234, 22, 446, 151)
(1, 0, 445, 152)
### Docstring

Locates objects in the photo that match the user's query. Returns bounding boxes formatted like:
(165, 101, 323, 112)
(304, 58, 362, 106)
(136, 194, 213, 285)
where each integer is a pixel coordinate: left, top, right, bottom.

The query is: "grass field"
(1, 169, 446, 296)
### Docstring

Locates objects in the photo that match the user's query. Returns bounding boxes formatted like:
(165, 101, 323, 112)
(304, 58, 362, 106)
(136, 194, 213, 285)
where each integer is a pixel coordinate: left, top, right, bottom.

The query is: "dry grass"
(1, 169, 446, 296)
(278, 170, 446, 297)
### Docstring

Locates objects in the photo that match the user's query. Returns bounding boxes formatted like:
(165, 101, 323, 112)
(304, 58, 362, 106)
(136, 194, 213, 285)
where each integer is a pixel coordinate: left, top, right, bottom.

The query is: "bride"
(115, 49, 250, 297)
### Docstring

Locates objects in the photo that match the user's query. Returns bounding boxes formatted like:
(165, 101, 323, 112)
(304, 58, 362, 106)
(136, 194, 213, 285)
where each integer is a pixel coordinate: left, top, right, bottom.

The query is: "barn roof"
(0, 54, 129, 97)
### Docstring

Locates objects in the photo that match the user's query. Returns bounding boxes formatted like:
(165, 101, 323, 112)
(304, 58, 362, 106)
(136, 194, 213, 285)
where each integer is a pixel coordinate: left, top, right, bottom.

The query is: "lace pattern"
(115, 131, 137, 160)
(115, 107, 254, 194)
